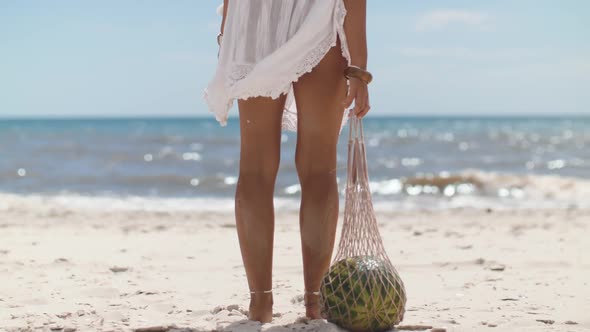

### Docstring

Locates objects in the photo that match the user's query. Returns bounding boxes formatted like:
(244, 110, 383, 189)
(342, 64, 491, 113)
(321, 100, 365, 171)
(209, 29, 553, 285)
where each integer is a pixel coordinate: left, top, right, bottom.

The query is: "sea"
(1, 116, 589, 211)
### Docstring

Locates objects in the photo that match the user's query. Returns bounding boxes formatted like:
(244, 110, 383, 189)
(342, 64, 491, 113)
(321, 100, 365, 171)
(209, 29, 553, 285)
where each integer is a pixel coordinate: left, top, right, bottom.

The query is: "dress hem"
(203, 0, 351, 133)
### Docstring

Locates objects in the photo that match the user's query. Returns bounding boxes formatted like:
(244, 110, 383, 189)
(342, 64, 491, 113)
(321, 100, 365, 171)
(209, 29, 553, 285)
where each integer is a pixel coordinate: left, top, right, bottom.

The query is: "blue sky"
(0, 0, 588, 118)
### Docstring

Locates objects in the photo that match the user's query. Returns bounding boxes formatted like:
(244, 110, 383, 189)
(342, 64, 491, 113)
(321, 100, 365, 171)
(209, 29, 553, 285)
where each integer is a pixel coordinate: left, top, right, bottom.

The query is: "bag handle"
(347, 114, 369, 188)
(347, 112, 365, 141)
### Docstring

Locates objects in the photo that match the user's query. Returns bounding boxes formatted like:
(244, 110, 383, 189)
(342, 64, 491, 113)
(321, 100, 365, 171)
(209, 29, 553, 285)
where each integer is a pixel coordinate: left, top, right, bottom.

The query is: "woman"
(204, 0, 371, 323)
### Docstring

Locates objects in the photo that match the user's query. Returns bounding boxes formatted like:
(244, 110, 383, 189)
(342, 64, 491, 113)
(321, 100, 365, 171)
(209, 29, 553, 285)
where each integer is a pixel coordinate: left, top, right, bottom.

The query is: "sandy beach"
(3, 0, 590, 330)
(0, 194, 588, 332)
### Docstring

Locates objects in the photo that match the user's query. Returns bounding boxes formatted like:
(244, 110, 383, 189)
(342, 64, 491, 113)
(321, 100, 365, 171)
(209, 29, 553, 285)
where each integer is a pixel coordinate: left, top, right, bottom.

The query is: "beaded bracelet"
(344, 65, 373, 85)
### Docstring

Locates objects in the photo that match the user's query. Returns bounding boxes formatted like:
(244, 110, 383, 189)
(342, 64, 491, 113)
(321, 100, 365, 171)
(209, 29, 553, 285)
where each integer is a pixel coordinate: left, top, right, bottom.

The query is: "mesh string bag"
(319, 115, 407, 332)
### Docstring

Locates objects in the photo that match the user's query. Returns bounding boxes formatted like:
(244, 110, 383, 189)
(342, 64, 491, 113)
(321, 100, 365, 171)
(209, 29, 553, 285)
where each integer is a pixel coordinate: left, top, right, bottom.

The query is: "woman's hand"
(342, 77, 370, 118)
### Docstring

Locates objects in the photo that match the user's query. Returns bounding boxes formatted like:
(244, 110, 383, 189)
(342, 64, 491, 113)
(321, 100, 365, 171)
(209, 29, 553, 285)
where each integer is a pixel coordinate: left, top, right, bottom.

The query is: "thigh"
(237, 95, 287, 174)
(292, 37, 349, 174)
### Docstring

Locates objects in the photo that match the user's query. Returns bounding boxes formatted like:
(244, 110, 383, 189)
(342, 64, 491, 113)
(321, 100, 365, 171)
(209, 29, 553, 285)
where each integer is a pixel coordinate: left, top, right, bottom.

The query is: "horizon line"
(1, 113, 589, 120)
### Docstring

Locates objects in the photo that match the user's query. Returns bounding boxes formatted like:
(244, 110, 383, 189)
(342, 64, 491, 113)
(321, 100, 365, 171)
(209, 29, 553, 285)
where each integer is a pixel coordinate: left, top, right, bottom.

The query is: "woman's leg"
(292, 38, 349, 319)
(235, 94, 287, 323)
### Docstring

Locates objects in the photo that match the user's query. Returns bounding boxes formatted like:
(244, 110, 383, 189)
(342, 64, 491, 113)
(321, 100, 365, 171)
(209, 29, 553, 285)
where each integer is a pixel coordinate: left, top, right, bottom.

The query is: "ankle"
(250, 289, 274, 306)
(304, 289, 320, 307)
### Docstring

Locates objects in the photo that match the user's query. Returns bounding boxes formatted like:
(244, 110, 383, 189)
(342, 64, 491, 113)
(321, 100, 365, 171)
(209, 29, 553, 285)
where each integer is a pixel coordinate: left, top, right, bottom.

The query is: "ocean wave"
(370, 169, 590, 203)
(1, 171, 588, 213)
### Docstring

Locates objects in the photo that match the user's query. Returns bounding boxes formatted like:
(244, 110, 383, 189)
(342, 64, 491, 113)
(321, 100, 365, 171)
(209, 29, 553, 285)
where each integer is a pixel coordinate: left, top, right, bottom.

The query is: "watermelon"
(320, 256, 406, 332)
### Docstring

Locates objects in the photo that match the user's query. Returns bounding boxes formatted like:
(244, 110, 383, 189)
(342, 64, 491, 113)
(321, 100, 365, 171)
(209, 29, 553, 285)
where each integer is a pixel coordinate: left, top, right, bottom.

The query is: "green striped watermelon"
(320, 256, 406, 332)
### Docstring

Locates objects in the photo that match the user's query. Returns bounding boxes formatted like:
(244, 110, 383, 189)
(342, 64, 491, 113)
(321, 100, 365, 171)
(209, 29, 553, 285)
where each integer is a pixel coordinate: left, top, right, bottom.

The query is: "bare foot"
(305, 302, 323, 320)
(248, 293, 273, 323)
(304, 292, 324, 320)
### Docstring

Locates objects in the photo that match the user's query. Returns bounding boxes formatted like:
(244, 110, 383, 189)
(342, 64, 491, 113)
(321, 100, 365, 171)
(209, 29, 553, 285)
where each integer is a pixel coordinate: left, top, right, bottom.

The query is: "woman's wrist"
(344, 65, 372, 85)
(349, 60, 367, 70)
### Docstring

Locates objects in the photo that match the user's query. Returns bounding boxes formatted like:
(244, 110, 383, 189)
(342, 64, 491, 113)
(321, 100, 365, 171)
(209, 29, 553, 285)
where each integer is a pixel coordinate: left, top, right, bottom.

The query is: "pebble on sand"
(489, 264, 506, 271)
(109, 266, 130, 273)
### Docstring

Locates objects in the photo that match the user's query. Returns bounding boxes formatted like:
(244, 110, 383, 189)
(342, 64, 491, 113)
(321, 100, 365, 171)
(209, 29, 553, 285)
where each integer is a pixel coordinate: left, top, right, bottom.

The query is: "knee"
(295, 144, 338, 186)
(296, 165, 338, 192)
(238, 157, 280, 192)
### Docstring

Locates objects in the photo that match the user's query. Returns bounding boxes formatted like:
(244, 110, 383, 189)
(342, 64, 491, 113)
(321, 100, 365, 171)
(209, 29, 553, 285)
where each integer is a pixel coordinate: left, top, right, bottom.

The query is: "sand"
(0, 195, 589, 332)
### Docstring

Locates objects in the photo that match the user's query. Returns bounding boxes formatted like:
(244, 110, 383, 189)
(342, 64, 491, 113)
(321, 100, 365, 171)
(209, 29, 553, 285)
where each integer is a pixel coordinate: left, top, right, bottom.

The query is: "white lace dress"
(204, 0, 351, 133)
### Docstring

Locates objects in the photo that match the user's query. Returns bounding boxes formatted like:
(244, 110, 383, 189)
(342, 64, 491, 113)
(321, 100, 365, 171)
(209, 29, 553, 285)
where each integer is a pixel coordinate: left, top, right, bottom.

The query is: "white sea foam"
(0, 192, 302, 214)
(1, 170, 589, 214)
